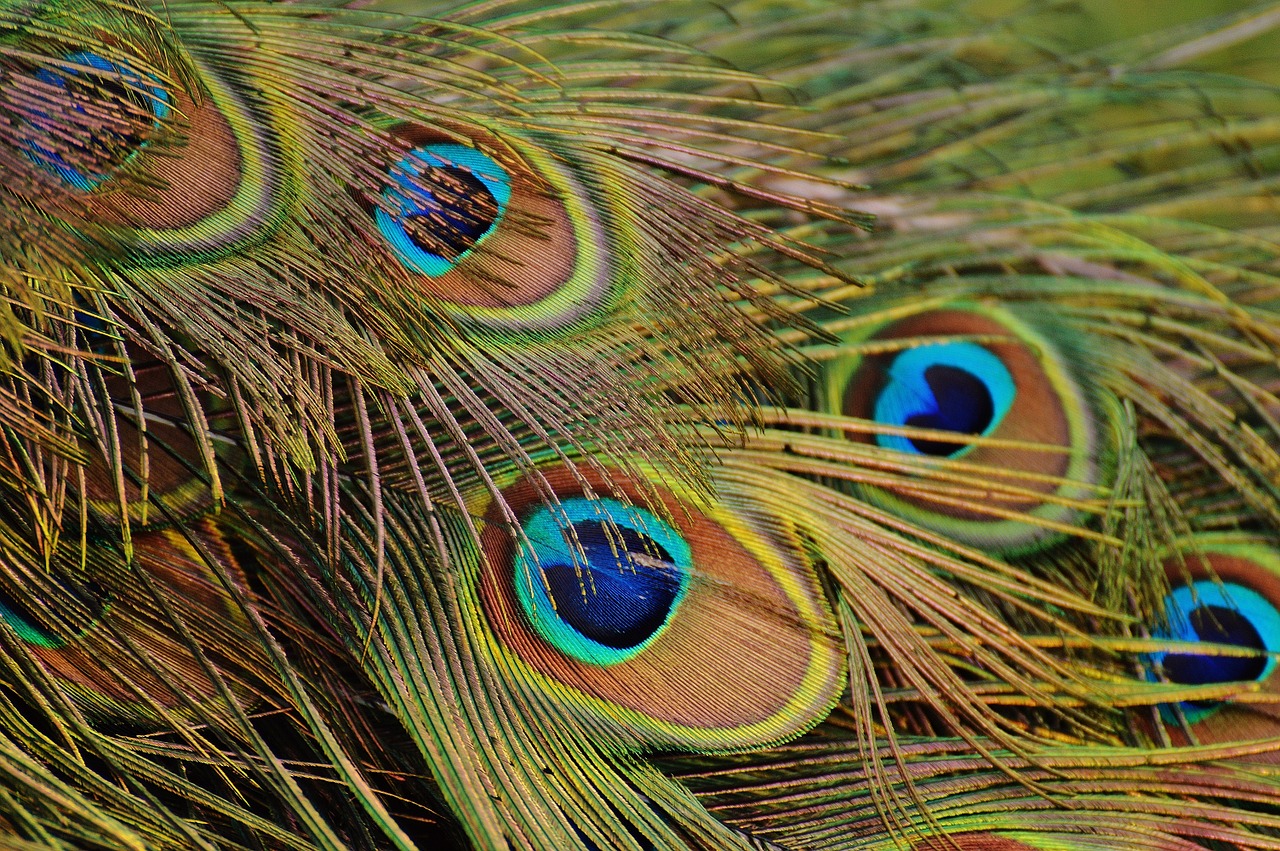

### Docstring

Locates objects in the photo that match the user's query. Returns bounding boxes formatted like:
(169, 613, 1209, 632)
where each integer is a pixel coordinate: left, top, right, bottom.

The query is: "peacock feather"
(3, 0, 1280, 848)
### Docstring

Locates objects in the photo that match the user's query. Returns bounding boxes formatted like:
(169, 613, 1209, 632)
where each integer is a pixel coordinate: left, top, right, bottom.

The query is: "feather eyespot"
(1146, 538, 1280, 745)
(514, 497, 691, 666)
(1154, 581, 1279, 721)
(376, 144, 513, 277)
(0, 522, 253, 724)
(10, 44, 293, 262)
(72, 349, 224, 527)
(823, 304, 1109, 554)
(21, 50, 170, 191)
(470, 463, 843, 750)
(370, 125, 621, 334)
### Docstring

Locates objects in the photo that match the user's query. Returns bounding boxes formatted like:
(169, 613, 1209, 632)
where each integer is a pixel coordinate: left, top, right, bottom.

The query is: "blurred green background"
(971, 0, 1280, 81)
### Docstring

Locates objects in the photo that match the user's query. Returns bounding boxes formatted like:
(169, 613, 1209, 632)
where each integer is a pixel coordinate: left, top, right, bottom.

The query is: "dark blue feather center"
(23, 51, 170, 190)
(541, 522, 681, 650)
(1163, 604, 1268, 693)
(377, 144, 512, 277)
(872, 342, 1016, 458)
(400, 166, 499, 261)
(904, 364, 996, 455)
(1151, 579, 1280, 721)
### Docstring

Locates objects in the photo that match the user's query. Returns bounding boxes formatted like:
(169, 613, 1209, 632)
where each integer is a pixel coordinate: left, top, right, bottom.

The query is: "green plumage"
(2, 0, 1280, 848)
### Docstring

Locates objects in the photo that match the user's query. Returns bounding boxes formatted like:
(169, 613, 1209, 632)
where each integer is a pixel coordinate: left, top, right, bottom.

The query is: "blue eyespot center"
(1150, 581, 1280, 719)
(544, 522, 680, 649)
(23, 51, 171, 191)
(515, 498, 692, 666)
(873, 342, 1016, 458)
(1163, 606, 1267, 695)
(375, 143, 512, 277)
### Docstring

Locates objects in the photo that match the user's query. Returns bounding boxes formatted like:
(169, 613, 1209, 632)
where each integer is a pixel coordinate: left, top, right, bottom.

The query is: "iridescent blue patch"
(375, 143, 512, 277)
(514, 498, 691, 666)
(23, 51, 170, 190)
(874, 342, 1015, 457)
(1150, 581, 1280, 722)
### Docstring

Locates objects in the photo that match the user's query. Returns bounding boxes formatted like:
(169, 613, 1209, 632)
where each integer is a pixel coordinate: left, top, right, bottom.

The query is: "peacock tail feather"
(3, 0, 1280, 848)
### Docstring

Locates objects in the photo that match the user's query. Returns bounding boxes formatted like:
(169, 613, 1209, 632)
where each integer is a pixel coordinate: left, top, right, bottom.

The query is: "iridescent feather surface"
(3, 0, 1280, 848)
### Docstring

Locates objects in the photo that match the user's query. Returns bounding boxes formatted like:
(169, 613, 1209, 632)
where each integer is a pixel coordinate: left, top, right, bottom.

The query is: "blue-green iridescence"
(25, 51, 171, 190)
(514, 498, 692, 666)
(874, 342, 1016, 457)
(0, 584, 94, 649)
(375, 143, 512, 277)
(1152, 581, 1280, 721)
